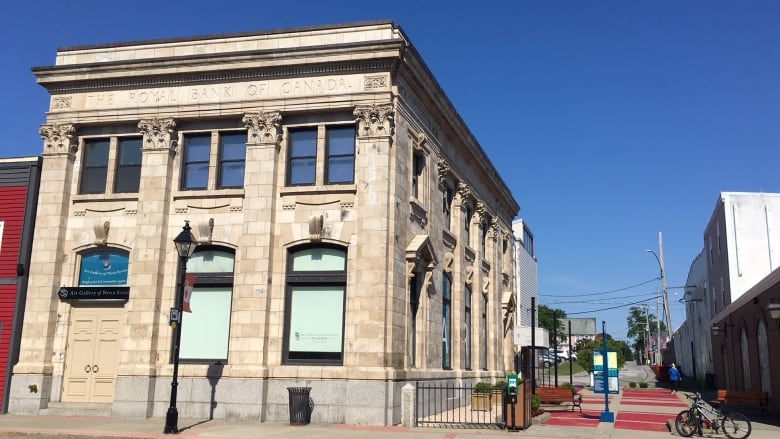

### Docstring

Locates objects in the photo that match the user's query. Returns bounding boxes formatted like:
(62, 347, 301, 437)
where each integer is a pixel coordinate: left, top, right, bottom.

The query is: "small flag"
(183, 274, 196, 313)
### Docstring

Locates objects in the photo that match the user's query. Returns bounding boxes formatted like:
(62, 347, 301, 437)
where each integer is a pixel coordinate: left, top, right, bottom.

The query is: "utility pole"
(658, 232, 672, 341)
(656, 289, 661, 366)
(644, 303, 650, 364)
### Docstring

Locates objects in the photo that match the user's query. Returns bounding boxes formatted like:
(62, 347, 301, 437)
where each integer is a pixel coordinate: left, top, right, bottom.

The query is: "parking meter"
(506, 373, 518, 404)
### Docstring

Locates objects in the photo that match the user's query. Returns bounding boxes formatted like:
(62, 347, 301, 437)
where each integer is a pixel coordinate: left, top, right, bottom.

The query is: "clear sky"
(2, 1, 779, 342)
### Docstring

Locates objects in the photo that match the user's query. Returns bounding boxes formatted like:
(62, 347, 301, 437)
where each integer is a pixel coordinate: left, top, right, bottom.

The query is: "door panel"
(63, 308, 121, 403)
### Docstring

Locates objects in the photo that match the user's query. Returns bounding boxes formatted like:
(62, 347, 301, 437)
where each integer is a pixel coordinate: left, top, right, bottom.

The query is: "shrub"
(629, 382, 637, 388)
(493, 380, 507, 391)
(473, 382, 493, 394)
(639, 382, 648, 388)
(531, 394, 540, 412)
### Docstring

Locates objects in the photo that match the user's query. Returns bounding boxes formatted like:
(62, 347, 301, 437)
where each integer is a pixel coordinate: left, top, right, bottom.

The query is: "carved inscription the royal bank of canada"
(67, 74, 382, 112)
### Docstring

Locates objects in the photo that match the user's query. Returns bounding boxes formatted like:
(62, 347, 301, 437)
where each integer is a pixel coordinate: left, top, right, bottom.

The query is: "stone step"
(42, 402, 112, 417)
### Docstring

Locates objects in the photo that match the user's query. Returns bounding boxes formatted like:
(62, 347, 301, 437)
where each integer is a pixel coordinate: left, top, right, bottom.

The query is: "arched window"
(757, 321, 771, 395)
(740, 329, 751, 390)
(180, 246, 234, 362)
(283, 245, 347, 365)
(79, 249, 130, 286)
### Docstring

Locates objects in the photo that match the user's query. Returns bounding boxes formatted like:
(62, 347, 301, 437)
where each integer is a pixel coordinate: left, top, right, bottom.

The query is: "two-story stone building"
(8, 21, 520, 425)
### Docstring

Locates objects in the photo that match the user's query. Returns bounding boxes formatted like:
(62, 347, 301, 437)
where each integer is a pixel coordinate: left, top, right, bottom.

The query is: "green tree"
(537, 305, 567, 346)
(626, 306, 666, 361)
(575, 336, 627, 373)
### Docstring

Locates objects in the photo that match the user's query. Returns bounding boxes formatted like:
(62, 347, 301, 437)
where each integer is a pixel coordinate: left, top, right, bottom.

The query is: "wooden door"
(63, 308, 121, 402)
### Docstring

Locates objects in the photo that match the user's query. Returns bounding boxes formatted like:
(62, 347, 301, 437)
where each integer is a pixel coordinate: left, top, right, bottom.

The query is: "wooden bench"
(535, 387, 581, 412)
(712, 389, 769, 416)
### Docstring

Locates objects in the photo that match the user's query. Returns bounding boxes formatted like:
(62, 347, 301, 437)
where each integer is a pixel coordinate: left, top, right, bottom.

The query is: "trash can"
(287, 387, 312, 425)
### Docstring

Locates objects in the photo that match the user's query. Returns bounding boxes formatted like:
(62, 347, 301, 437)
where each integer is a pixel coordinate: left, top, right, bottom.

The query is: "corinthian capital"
(476, 201, 491, 225)
(40, 123, 77, 155)
(138, 118, 176, 150)
(243, 111, 282, 146)
(354, 104, 394, 138)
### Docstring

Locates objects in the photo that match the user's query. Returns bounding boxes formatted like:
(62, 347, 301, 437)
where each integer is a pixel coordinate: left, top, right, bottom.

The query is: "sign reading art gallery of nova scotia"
(58, 286, 129, 301)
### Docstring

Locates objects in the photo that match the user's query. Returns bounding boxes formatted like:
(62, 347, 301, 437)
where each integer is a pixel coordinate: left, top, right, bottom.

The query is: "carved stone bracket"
(138, 118, 176, 150)
(198, 218, 214, 244)
(465, 266, 474, 286)
(457, 182, 474, 210)
(93, 220, 110, 246)
(243, 111, 282, 147)
(413, 132, 427, 153)
(40, 124, 77, 156)
(443, 252, 454, 274)
(476, 201, 490, 226)
(437, 159, 451, 190)
(309, 215, 324, 241)
(354, 104, 394, 138)
(482, 278, 490, 296)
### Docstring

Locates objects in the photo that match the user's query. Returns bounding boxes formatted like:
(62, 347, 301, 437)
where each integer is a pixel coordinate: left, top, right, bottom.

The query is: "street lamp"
(164, 221, 197, 434)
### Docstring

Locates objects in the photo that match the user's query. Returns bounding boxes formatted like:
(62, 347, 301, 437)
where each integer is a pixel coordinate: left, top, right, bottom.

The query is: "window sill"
(174, 188, 245, 200)
(73, 193, 139, 203)
(280, 184, 357, 196)
(409, 197, 428, 226)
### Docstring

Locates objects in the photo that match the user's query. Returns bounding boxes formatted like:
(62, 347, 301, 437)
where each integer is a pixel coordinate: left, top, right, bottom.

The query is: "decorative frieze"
(51, 96, 72, 109)
(354, 104, 394, 138)
(138, 118, 176, 150)
(364, 75, 388, 89)
(243, 111, 282, 146)
(40, 123, 77, 155)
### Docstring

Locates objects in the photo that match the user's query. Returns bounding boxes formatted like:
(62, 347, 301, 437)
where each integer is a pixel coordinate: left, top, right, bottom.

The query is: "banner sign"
(593, 350, 620, 394)
(58, 286, 129, 301)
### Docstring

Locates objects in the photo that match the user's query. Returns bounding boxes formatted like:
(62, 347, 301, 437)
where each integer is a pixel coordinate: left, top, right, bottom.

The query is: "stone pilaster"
(350, 104, 394, 369)
(236, 112, 281, 374)
(113, 118, 177, 417)
(9, 124, 78, 413)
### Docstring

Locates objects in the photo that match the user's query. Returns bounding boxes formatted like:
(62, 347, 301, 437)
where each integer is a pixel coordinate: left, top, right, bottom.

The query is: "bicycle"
(675, 392, 752, 439)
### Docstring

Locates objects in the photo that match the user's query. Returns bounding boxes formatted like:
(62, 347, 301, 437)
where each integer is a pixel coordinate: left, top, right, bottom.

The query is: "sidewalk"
(0, 365, 777, 439)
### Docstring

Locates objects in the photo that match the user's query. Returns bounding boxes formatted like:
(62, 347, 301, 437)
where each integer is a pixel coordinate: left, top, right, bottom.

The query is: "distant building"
(8, 21, 520, 425)
(512, 219, 536, 328)
(704, 192, 780, 312)
(672, 192, 780, 410)
(0, 157, 41, 413)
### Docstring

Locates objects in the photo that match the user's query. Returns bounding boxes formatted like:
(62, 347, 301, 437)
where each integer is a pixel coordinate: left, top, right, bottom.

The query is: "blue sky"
(2, 1, 779, 342)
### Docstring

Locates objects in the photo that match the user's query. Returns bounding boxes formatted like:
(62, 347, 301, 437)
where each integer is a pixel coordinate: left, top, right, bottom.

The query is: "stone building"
(8, 21, 520, 425)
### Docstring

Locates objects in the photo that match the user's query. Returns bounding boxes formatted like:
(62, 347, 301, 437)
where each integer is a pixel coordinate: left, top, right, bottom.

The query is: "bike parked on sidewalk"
(675, 392, 751, 439)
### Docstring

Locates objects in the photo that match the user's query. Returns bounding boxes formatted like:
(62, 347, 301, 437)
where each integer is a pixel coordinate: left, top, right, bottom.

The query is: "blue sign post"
(599, 320, 615, 423)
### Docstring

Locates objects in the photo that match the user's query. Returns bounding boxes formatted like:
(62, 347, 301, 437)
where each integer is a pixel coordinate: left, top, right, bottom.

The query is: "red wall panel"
(0, 185, 27, 279)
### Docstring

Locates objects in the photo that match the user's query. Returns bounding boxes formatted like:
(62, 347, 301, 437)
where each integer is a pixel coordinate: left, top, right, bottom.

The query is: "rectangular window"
(443, 184, 454, 231)
(482, 222, 489, 258)
(288, 129, 317, 185)
(412, 153, 424, 199)
(114, 138, 143, 193)
(442, 274, 452, 369)
(180, 287, 232, 360)
(465, 207, 473, 246)
(218, 132, 246, 189)
(481, 295, 488, 370)
(182, 134, 211, 190)
(409, 275, 421, 367)
(326, 126, 355, 184)
(80, 139, 110, 194)
(464, 285, 472, 370)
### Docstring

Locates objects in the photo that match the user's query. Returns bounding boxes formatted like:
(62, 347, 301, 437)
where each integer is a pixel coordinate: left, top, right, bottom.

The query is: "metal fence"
(415, 381, 504, 429)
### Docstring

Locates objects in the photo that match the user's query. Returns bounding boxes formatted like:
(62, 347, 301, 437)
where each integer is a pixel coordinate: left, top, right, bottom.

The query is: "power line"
(565, 297, 654, 315)
(539, 277, 660, 298)
(542, 292, 658, 305)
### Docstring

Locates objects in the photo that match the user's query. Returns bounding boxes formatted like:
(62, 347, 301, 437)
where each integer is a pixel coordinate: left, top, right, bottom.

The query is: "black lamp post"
(164, 221, 197, 434)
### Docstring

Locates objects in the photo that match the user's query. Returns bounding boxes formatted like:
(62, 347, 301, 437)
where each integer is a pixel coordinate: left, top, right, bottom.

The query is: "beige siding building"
(9, 21, 520, 425)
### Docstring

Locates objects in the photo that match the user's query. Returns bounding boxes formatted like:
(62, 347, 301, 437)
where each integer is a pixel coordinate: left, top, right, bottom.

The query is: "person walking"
(668, 363, 681, 394)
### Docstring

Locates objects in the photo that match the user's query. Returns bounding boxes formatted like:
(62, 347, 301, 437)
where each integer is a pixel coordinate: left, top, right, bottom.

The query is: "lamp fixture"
(711, 322, 734, 337)
(768, 299, 780, 320)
